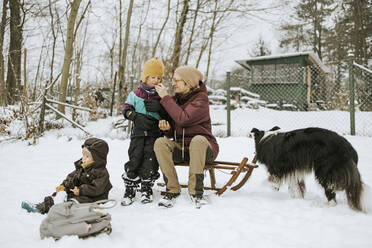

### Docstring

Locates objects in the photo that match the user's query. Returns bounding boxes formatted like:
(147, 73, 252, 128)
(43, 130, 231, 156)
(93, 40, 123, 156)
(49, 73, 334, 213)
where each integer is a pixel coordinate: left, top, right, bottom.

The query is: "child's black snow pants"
(124, 136, 159, 181)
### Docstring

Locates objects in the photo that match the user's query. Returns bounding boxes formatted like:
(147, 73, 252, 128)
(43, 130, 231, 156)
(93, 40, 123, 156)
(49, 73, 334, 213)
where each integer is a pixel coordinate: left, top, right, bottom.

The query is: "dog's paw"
(271, 185, 280, 191)
(288, 185, 306, 198)
(268, 175, 281, 192)
(311, 198, 337, 208)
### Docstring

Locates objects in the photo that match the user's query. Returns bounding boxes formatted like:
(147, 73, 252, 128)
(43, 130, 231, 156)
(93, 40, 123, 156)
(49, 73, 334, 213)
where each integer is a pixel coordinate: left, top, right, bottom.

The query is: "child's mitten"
(56, 185, 65, 192)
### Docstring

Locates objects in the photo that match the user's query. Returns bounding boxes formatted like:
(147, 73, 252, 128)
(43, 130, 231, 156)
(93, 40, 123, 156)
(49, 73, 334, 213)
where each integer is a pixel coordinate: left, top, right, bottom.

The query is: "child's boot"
(121, 174, 140, 206)
(21, 196, 54, 214)
(140, 179, 154, 204)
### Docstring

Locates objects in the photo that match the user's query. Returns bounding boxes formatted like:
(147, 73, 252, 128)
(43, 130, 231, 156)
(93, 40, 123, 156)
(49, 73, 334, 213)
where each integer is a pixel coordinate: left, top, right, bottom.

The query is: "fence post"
(348, 53, 355, 136)
(226, 71, 231, 137)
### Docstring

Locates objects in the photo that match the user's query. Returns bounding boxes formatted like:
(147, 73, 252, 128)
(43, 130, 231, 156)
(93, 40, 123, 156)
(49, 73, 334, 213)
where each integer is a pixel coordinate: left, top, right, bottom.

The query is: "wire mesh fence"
(209, 60, 372, 137)
(353, 62, 372, 135)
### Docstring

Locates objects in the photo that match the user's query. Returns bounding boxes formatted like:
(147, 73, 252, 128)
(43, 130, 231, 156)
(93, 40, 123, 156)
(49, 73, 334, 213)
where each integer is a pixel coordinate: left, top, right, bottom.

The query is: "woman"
(150, 66, 219, 208)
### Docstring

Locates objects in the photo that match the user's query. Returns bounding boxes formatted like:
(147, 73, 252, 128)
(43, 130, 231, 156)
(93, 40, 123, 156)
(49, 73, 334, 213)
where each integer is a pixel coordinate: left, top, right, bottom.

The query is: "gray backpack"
(40, 199, 116, 240)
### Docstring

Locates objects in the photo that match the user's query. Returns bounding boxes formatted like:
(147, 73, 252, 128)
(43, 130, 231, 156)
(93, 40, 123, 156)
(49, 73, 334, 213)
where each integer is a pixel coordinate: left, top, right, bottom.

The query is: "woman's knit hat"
(142, 57, 164, 82)
(174, 66, 203, 89)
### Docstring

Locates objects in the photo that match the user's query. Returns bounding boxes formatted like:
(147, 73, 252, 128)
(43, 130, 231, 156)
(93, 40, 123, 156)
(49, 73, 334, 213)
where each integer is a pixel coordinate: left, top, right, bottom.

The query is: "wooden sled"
(157, 156, 258, 195)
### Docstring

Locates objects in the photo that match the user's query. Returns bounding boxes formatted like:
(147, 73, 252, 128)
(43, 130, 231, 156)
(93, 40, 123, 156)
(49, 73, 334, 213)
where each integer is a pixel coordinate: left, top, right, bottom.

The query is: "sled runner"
(158, 156, 258, 195)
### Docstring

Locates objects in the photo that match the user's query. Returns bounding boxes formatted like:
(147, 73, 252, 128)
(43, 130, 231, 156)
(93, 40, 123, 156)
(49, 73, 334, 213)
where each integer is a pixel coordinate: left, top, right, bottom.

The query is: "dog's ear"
(270, 126, 280, 131)
(250, 128, 260, 135)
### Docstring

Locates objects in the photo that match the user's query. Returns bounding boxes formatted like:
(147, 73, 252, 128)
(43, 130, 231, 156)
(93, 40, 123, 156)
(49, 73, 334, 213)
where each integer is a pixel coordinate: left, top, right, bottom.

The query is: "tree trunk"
(0, 0, 9, 106)
(23, 48, 27, 96)
(185, 0, 200, 64)
(118, 0, 123, 88)
(6, 0, 22, 104)
(312, 2, 318, 57)
(57, 0, 82, 114)
(132, 1, 150, 76)
(152, 0, 171, 57)
(110, 71, 117, 117)
(32, 44, 44, 101)
(117, 0, 123, 115)
(195, 38, 209, 69)
(205, 0, 218, 82)
(352, 0, 368, 64)
(117, 0, 134, 114)
(170, 0, 189, 72)
(72, 49, 81, 122)
(48, 0, 58, 96)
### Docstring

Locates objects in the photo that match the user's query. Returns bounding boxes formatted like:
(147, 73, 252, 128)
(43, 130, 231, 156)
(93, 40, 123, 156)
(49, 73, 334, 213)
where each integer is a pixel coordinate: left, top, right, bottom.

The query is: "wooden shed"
(236, 52, 329, 110)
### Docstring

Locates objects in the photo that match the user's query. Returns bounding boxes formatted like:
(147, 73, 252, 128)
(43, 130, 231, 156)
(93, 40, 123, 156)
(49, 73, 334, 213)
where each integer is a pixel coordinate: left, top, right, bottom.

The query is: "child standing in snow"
(21, 138, 112, 214)
(121, 57, 166, 206)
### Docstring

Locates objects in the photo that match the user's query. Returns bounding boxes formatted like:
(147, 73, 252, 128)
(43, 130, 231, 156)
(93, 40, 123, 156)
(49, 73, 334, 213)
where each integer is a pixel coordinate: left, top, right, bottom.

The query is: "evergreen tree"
(279, 0, 336, 60)
(323, 17, 349, 92)
(340, 0, 371, 65)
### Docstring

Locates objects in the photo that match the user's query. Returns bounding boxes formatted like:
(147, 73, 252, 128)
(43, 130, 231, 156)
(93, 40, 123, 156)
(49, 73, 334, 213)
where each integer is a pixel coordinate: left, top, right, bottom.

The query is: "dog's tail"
(344, 160, 369, 212)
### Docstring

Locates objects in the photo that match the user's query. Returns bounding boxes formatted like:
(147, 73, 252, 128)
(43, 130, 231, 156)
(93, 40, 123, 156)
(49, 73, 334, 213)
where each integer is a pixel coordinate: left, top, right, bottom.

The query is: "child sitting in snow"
(21, 138, 112, 214)
(121, 57, 167, 206)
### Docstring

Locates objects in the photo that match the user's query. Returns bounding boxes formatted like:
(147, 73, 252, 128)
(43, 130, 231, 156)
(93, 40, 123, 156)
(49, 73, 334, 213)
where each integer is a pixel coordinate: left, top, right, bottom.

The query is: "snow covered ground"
(0, 110, 372, 248)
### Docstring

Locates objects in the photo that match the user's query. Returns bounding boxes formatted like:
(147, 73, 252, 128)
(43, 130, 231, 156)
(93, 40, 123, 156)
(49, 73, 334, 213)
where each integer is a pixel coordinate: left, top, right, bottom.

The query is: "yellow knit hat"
(142, 57, 165, 82)
(174, 66, 203, 88)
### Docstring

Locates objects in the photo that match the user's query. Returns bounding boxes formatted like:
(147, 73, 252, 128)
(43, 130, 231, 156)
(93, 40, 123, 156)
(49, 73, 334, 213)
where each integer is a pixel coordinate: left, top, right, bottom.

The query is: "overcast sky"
(20, 0, 294, 86)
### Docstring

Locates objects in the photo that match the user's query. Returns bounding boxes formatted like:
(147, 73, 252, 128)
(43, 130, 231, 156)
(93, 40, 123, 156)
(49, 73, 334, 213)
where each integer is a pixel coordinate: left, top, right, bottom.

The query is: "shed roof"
(236, 51, 329, 74)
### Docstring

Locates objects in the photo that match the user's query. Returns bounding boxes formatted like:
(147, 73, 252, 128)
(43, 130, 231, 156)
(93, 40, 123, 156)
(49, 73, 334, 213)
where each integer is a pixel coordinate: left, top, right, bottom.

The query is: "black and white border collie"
(251, 126, 366, 212)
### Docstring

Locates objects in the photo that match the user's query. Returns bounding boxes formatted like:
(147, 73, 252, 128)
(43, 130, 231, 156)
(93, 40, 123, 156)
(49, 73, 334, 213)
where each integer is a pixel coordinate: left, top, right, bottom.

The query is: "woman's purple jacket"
(160, 83, 219, 161)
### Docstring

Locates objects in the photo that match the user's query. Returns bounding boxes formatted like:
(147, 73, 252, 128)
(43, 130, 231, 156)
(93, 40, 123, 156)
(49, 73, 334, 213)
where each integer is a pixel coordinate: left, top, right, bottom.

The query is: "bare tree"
(204, 0, 238, 81)
(152, 0, 171, 57)
(31, 38, 46, 101)
(0, 0, 9, 106)
(72, 11, 89, 121)
(170, 0, 189, 72)
(117, 0, 134, 114)
(118, 0, 123, 89)
(57, 0, 82, 114)
(185, 0, 202, 64)
(195, 37, 209, 69)
(100, 5, 118, 115)
(23, 47, 27, 96)
(47, 0, 60, 96)
(204, 0, 218, 82)
(131, 1, 150, 77)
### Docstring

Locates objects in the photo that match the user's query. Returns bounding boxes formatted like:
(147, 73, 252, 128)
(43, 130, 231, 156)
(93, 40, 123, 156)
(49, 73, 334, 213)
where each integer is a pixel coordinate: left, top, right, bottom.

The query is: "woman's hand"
(159, 120, 171, 131)
(155, 83, 168, 98)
